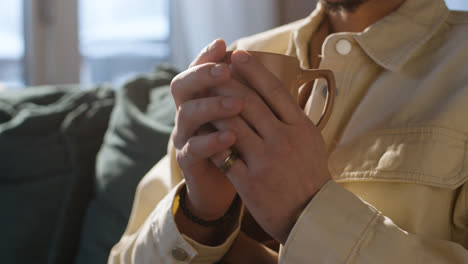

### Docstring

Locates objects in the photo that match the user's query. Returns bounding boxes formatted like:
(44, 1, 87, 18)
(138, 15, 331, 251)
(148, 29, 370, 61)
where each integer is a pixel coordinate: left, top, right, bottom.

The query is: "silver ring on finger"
(218, 152, 238, 173)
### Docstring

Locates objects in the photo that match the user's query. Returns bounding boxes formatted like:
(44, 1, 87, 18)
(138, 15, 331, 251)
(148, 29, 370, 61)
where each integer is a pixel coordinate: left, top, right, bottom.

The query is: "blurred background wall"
(280, 0, 318, 25)
(170, 0, 317, 70)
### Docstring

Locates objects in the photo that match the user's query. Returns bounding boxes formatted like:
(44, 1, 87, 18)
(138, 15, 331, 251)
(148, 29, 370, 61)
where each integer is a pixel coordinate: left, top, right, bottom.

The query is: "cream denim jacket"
(109, 0, 468, 263)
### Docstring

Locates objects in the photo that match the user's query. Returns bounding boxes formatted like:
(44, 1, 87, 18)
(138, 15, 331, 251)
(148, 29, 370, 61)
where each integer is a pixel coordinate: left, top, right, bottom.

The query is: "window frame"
(24, 0, 80, 86)
(23, 0, 171, 87)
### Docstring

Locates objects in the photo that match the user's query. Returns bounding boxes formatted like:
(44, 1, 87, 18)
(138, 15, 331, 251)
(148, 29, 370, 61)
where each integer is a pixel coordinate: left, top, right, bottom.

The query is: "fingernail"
(207, 39, 219, 54)
(233, 50, 249, 63)
(222, 97, 241, 110)
(211, 63, 228, 77)
(219, 131, 235, 143)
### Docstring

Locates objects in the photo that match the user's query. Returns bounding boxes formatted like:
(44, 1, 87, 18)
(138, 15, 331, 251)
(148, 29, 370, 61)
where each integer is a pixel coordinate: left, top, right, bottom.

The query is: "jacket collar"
(289, 0, 450, 71)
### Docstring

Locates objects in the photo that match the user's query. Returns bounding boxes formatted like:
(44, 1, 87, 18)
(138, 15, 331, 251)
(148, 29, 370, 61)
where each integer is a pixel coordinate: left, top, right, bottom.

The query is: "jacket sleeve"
(108, 150, 242, 264)
(279, 180, 468, 264)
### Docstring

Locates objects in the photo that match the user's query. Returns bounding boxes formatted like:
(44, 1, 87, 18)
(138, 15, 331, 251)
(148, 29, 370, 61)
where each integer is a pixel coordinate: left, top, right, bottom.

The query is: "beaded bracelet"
(178, 185, 240, 227)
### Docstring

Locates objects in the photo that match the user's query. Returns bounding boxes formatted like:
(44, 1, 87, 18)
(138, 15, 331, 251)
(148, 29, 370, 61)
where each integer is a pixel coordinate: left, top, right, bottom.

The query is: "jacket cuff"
(182, 202, 244, 263)
(151, 182, 242, 263)
(280, 180, 380, 263)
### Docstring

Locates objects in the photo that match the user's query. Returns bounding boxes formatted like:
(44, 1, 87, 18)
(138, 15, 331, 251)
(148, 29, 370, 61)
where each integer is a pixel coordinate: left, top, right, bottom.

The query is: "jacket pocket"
(329, 126, 468, 189)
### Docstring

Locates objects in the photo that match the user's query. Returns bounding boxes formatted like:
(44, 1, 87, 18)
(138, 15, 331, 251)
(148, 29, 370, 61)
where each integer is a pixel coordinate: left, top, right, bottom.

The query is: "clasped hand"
(171, 39, 331, 245)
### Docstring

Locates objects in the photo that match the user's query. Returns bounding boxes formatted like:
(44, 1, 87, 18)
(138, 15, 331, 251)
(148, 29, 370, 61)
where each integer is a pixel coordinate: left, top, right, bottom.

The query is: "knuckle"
(176, 103, 187, 120)
(215, 96, 224, 110)
(175, 150, 188, 168)
(175, 149, 183, 162)
(170, 65, 209, 95)
(241, 91, 255, 108)
(184, 139, 199, 157)
(198, 97, 219, 115)
(174, 110, 187, 134)
(170, 73, 184, 97)
(174, 108, 182, 123)
(193, 99, 206, 113)
(172, 127, 184, 150)
(191, 64, 210, 79)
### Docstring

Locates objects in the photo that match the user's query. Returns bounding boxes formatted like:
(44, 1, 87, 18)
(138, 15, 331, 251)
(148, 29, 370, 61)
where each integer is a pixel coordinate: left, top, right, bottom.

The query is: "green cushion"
(0, 86, 114, 264)
(76, 66, 178, 264)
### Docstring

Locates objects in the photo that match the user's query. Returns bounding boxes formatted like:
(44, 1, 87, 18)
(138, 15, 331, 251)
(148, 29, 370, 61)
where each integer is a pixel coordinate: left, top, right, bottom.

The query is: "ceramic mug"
(225, 51, 336, 130)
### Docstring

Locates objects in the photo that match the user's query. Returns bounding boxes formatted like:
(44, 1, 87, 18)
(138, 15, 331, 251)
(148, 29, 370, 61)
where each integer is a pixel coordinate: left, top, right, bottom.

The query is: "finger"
(189, 39, 227, 68)
(219, 150, 250, 193)
(209, 146, 250, 188)
(178, 130, 236, 167)
(211, 116, 263, 165)
(195, 123, 216, 136)
(209, 148, 233, 167)
(173, 96, 244, 148)
(231, 50, 305, 124)
(215, 80, 281, 139)
(171, 63, 231, 107)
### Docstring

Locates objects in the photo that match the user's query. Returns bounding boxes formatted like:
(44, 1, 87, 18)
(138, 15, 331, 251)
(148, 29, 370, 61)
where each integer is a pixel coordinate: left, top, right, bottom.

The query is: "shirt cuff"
(279, 180, 380, 263)
(151, 181, 243, 263)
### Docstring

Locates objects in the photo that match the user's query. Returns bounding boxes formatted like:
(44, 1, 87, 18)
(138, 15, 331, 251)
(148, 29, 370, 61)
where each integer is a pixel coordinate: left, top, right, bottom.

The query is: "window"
(445, 0, 468, 10)
(0, 0, 24, 88)
(79, 0, 170, 85)
(0, 0, 170, 88)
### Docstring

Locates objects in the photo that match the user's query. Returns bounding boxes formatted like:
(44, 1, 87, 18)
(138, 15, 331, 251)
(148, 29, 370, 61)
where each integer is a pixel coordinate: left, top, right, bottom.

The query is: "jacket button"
(171, 247, 188, 261)
(336, 39, 352, 55)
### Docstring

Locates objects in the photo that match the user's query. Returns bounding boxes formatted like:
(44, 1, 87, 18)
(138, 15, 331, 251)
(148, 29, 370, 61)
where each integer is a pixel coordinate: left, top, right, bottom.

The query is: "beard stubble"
(320, 0, 370, 12)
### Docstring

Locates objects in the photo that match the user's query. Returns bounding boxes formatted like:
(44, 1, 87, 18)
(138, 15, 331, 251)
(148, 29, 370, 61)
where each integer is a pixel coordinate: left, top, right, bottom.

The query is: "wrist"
(185, 186, 237, 220)
(280, 180, 332, 243)
(174, 185, 242, 246)
(182, 185, 240, 224)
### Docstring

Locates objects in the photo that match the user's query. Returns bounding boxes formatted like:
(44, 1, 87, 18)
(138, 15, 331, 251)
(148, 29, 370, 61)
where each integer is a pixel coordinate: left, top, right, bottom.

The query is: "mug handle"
(296, 69, 336, 131)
